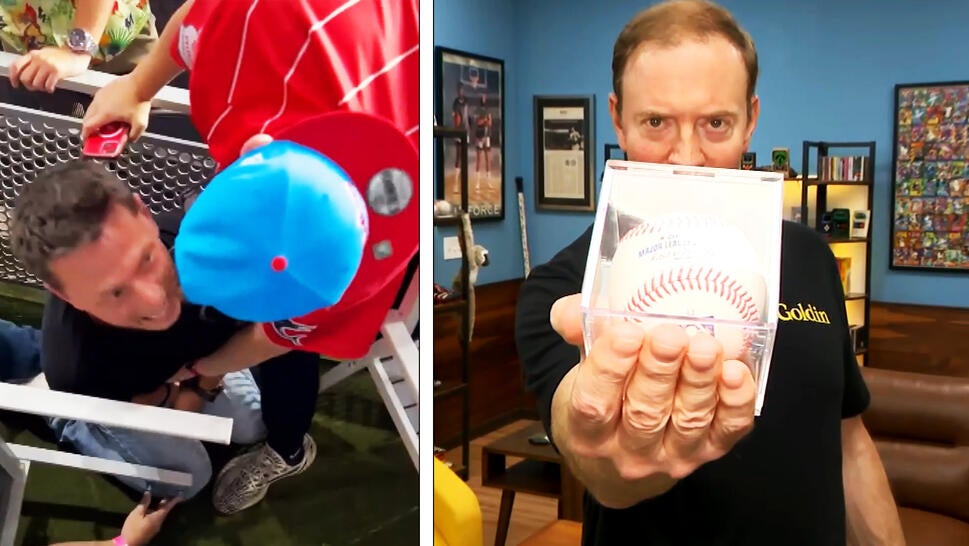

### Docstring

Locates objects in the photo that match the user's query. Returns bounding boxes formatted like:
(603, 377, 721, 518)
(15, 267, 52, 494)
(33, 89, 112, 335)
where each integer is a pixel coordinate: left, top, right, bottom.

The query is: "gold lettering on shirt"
(777, 303, 831, 324)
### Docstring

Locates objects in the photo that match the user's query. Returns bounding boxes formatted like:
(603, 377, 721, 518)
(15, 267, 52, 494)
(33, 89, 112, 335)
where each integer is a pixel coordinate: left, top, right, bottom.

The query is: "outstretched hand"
(550, 293, 756, 490)
(120, 491, 181, 546)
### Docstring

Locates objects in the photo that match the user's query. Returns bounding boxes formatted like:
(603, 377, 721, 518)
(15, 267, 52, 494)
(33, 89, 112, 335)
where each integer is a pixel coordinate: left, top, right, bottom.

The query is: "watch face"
(68, 29, 95, 53)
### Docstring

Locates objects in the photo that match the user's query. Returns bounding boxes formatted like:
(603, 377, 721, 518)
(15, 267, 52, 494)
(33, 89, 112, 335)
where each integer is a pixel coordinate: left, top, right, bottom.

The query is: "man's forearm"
(195, 324, 291, 377)
(128, 0, 193, 101)
(842, 417, 905, 546)
(551, 365, 677, 509)
(72, 0, 117, 41)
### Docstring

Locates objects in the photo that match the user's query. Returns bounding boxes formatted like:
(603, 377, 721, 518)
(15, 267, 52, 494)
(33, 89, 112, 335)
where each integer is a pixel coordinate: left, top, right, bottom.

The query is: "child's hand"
(82, 75, 152, 142)
(120, 491, 181, 546)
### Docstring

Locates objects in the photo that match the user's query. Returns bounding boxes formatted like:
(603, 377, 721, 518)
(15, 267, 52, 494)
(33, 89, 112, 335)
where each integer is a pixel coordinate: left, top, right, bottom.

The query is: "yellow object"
(433, 457, 482, 546)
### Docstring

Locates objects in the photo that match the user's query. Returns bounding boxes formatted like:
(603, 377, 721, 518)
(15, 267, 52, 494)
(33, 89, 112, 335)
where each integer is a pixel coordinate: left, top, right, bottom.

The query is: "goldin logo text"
(777, 303, 830, 324)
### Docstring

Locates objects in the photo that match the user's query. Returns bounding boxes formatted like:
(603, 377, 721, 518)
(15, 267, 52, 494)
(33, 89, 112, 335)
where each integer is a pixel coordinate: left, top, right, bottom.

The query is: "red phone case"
(83, 122, 130, 158)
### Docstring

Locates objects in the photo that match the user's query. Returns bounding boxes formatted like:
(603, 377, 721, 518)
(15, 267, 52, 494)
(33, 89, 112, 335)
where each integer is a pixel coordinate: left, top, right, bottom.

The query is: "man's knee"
(231, 412, 267, 445)
(169, 448, 213, 500)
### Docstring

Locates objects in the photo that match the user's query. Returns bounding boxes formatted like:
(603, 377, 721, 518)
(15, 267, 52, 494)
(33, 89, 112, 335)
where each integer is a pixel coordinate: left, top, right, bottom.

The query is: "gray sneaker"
(212, 434, 317, 515)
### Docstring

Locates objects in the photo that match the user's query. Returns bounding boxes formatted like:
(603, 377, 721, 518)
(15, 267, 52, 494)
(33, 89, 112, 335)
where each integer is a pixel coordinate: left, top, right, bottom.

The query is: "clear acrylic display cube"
(581, 160, 785, 415)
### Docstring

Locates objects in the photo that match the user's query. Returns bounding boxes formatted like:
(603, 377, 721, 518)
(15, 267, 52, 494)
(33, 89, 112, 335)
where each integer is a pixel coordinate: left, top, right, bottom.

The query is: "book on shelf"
(821, 155, 868, 181)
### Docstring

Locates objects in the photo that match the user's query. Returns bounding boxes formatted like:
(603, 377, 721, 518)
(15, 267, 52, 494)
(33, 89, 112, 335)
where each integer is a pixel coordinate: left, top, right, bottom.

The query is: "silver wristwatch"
(67, 28, 98, 56)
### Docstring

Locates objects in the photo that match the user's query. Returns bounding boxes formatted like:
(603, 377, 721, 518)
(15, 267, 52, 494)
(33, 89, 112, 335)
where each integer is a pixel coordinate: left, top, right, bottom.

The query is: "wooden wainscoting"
(434, 279, 538, 446)
(869, 301, 969, 377)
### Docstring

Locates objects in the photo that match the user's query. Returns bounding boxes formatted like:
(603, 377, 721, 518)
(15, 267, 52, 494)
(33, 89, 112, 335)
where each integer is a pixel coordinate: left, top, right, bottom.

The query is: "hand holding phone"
(82, 122, 130, 158)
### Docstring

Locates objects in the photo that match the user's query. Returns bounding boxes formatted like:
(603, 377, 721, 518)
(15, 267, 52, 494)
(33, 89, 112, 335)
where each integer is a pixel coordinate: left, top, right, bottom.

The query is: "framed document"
(533, 95, 596, 212)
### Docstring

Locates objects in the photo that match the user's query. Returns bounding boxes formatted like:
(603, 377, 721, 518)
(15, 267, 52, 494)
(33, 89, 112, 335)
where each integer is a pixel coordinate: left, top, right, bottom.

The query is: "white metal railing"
(317, 266, 420, 471)
(0, 382, 233, 445)
(0, 51, 190, 113)
(0, 376, 231, 486)
(0, 438, 26, 546)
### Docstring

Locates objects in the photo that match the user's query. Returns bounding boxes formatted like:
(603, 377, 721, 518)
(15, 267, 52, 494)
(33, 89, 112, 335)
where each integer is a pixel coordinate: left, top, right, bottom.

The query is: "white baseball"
(608, 214, 766, 360)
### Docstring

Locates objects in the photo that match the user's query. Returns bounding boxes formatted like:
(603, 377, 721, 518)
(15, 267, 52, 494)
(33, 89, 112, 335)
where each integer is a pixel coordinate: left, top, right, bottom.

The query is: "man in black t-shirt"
(513, 2, 904, 545)
(9, 161, 321, 515)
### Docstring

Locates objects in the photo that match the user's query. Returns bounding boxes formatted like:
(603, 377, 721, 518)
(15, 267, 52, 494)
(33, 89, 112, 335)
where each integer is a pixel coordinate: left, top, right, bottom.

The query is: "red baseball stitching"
(624, 265, 760, 322)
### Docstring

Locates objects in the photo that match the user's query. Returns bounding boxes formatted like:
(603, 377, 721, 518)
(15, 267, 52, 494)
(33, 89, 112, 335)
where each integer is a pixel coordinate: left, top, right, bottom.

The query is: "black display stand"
(798, 140, 875, 364)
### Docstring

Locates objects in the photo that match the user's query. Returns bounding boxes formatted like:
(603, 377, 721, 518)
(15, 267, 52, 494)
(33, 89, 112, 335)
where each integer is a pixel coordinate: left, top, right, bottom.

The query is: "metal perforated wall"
(0, 104, 216, 288)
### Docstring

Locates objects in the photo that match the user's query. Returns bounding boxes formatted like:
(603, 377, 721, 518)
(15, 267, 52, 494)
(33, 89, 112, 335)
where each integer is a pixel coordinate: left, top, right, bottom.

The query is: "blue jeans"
(47, 370, 267, 500)
(0, 319, 42, 383)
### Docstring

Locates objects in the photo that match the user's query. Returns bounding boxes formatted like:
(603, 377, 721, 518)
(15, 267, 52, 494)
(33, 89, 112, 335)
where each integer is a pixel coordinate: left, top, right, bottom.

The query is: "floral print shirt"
(0, 0, 152, 65)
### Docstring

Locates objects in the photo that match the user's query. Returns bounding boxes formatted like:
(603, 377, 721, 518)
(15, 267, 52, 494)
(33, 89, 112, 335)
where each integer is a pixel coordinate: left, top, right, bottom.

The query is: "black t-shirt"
(514, 220, 870, 546)
(40, 211, 248, 402)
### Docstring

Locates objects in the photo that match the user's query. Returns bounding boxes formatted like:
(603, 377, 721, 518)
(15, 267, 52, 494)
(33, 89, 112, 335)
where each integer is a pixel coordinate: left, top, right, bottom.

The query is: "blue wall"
(434, 0, 969, 307)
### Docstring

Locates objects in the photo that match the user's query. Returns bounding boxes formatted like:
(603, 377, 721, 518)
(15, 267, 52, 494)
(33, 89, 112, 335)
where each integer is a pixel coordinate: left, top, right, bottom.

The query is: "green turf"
(0, 292, 419, 546)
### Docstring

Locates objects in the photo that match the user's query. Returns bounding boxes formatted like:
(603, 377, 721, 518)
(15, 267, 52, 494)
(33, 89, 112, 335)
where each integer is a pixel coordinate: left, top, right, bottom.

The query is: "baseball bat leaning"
(516, 176, 531, 277)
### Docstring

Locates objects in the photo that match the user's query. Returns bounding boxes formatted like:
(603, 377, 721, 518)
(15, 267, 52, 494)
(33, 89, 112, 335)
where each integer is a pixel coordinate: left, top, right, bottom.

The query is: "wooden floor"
(446, 419, 559, 546)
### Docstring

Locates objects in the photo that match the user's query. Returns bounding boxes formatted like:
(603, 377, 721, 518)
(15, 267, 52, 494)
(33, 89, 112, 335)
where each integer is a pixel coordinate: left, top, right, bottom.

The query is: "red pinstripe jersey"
(172, 0, 420, 359)
(172, 0, 419, 168)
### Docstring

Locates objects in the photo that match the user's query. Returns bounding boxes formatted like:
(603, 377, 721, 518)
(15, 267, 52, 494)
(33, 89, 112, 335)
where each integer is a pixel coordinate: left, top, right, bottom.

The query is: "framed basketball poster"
(890, 81, 969, 272)
(434, 46, 505, 221)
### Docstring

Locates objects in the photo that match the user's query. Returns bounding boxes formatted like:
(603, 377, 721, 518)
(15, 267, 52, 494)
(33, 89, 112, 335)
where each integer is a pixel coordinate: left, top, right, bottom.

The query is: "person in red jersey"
(80, 0, 419, 516)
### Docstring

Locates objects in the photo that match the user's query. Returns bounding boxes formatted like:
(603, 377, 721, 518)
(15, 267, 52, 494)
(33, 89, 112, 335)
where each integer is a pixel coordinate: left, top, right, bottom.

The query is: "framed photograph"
(890, 80, 969, 272)
(533, 95, 596, 212)
(434, 46, 505, 221)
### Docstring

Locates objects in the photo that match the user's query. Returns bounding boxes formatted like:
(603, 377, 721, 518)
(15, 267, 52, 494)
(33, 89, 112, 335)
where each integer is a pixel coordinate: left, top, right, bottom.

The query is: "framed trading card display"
(890, 81, 969, 272)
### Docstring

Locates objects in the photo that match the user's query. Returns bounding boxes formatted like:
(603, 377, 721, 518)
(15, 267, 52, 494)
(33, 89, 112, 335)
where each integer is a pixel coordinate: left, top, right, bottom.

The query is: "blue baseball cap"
(174, 140, 368, 322)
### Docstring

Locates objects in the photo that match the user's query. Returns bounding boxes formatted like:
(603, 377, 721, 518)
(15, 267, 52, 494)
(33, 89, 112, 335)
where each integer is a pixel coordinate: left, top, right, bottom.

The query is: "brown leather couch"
(861, 367, 969, 546)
